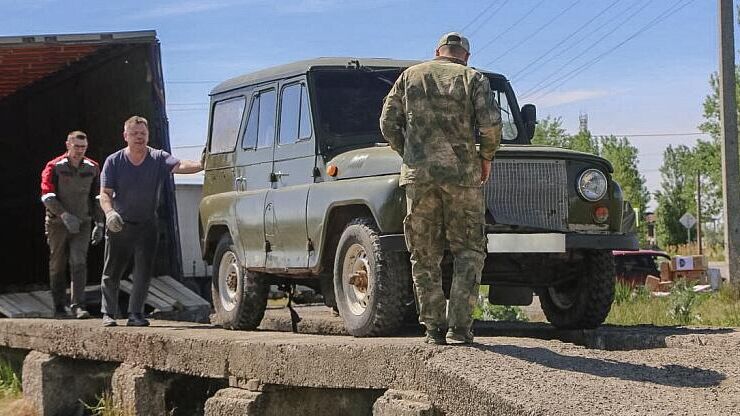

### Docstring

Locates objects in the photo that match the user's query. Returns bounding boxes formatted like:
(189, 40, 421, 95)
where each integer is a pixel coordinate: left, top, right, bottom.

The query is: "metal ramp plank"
(1, 293, 49, 318)
(0, 294, 25, 317)
(119, 279, 174, 312)
(152, 276, 209, 307)
(28, 291, 54, 310)
(145, 282, 182, 309)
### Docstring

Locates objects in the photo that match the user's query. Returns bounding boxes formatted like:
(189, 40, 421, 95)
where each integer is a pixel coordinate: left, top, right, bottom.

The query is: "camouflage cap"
(437, 32, 470, 53)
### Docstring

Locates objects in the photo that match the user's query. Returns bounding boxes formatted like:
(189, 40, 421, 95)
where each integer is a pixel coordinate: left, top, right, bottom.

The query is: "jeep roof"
(210, 57, 509, 96)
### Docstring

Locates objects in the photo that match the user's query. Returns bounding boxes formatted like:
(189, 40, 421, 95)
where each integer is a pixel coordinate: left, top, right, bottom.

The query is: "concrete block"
(22, 350, 115, 416)
(373, 389, 437, 416)
(205, 387, 265, 416)
(112, 363, 167, 416)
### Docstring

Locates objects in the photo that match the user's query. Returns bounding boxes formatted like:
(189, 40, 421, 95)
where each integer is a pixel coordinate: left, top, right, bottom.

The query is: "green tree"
(569, 130, 599, 154)
(532, 116, 569, 147)
(600, 135, 650, 243)
(655, 145, 694, 246)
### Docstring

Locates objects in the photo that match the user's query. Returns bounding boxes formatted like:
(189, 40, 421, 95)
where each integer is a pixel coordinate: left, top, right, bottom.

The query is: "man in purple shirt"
(99, 115, 203, 327)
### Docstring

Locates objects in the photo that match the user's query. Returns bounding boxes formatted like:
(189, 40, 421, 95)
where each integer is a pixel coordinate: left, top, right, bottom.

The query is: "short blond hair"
(67, 130, 87, 141)
(124, 116, 149, 132)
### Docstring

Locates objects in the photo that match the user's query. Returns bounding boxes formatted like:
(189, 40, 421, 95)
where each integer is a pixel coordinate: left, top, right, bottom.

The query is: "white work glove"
(60, 212, 81, 234)
(91, 222, 105, 245)
(105, 210, 124, 233)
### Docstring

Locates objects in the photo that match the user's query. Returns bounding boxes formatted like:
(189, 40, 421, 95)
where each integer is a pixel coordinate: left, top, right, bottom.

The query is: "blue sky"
(1, 0, 731, 202)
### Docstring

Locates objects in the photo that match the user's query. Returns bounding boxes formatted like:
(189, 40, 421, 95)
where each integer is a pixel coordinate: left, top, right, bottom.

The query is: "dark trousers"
(100, 221, 158, 316)
(46, 220, 91, 309)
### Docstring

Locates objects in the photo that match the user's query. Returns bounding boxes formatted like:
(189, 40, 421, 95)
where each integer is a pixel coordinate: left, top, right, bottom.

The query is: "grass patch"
(0, 360, 21, 400)
(0, 358, 35, 416)
(607, 281, 740, 327)
(82, 391, 134, 416)
(473, 294, 529, 322)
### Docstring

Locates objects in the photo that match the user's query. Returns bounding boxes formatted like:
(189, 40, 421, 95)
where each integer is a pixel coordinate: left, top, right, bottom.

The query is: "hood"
(326, 144, 613, 180)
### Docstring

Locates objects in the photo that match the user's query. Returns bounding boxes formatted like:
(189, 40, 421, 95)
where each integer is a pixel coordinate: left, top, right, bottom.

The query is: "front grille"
(483, 159, 569, 231)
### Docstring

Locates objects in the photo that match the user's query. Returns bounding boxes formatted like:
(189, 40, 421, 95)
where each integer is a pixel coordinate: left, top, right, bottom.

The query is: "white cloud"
(534, 89, 615, 108)
(133, 0, 238, 19)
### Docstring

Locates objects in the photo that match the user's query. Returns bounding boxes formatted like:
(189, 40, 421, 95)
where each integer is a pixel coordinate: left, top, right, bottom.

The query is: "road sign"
(680, 212, 697, 229)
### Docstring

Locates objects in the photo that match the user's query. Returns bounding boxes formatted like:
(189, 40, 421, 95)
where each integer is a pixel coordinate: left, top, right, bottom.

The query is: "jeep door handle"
(234, 176, 244, 190)
(274, 171, 289, 178)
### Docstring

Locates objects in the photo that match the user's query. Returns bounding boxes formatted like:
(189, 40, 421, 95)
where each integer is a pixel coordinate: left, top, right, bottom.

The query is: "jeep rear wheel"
(212, 235, 268, 330)
(334, 218, 409, 337)
(539, 250, 615, 329)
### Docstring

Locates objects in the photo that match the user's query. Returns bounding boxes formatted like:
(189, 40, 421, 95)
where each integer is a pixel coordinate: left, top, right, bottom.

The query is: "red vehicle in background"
(613, 250, 671, 286)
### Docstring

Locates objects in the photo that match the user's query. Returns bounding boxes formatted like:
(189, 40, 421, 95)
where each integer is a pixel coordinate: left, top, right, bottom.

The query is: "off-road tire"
(539, 250, 615, 329)
(211, 235, 269, 330)
(333, 218, 410, 337)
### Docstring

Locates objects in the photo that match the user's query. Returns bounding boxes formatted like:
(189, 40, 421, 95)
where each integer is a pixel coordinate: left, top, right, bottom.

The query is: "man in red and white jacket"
(40, 131, 104, 319)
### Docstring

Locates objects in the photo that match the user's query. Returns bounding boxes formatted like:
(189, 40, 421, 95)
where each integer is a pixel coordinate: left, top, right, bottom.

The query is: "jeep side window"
(258, 89, 277, 149)
(242, 95, 259, 149)
(491, 90, 518, 142)
(279, 83, 312, 145)
(210, 96, 246, 154)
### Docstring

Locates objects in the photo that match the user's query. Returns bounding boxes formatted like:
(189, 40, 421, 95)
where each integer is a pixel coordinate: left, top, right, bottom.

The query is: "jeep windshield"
(310, 67, 522, 153)
(311, 68, 401, 151)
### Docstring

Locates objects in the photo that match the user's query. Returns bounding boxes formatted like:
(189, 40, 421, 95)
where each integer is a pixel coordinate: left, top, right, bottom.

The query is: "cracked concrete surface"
(0, 315, 737, 415)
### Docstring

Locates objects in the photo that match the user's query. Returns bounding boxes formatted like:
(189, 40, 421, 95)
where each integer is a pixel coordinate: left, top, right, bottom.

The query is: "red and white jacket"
(40, 154, 102, 224)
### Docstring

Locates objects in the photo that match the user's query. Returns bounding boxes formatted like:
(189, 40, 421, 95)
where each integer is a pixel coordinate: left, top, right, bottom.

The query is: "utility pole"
(696, 171, 703, 255)
(718, 0, 740, 288)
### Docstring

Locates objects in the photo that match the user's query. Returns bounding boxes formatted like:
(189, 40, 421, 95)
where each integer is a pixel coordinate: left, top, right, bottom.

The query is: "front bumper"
(378, 232, 638, 253)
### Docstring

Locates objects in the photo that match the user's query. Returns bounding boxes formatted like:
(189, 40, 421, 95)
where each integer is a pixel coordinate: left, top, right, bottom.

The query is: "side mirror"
(521, 104, 537, 142)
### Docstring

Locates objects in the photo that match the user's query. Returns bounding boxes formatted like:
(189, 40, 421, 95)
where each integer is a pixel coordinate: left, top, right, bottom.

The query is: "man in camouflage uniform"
(380, 32, 502, 345)
(40, 131, 105, 319)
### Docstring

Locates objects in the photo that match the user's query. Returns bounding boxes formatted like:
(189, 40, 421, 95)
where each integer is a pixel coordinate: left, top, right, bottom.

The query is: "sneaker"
(71, 305, 90, 319)
(102, 314, 117, 327)
(126, 313, 150, 327)
(424, 328, 447, 345)
(53, 305, 72, 318)
(446, 328, 474, 345)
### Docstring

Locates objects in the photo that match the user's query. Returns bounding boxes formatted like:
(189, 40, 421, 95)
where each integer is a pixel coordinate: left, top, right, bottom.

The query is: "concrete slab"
(1, 319, 738, 416)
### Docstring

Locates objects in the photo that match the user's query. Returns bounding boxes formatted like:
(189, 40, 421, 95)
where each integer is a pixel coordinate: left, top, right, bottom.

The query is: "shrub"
(668, 279, 699, 325)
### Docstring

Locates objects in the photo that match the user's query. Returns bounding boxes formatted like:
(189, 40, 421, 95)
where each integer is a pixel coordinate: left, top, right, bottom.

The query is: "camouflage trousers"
(403, 183, 487, 332)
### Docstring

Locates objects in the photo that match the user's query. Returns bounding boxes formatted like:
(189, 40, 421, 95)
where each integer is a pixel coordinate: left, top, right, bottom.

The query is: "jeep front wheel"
(212, 235, 269, 330)
(333, 218, 409, 337)
(539, 250, 615, 329)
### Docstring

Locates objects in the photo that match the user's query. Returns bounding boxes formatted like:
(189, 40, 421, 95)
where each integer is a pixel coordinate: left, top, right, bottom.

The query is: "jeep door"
(234, 85, 278, 268)
(264, 79, 314, 269)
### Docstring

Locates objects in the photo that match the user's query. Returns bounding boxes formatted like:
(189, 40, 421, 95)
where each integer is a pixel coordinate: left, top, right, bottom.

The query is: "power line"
(592, 132, 710, 137)
(521, 0, 651, 98)
(525, 0, 693, 101)
(468, 0, 511, 38)
(483, 0, 581, 67)
(475, 0, 546, 55)
(511, 0, 620, 82)
(460, 1, 500, 33)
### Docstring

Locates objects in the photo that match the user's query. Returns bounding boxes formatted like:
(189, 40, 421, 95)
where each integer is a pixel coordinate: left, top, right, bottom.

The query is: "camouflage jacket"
(380, 56, 502, 187)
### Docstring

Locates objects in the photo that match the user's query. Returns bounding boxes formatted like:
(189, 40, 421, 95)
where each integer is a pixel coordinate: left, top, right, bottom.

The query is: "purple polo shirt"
(101, 147, 179, 223)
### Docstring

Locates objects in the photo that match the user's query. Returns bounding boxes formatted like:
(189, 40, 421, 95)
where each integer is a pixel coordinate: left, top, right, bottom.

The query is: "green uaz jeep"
(199, 58, 638, 337)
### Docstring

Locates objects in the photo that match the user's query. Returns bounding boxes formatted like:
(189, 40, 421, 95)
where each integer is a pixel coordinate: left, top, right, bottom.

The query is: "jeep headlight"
(577, 169, 607, 201)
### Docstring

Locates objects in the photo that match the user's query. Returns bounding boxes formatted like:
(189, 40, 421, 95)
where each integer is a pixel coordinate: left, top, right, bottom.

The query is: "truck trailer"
(0, 30, 182, 291)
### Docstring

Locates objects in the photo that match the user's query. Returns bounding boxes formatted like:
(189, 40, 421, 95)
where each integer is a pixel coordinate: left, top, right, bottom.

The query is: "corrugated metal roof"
(0, 30, 157, 99)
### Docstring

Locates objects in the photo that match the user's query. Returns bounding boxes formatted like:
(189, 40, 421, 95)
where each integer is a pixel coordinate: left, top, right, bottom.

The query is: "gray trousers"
(46, 220, 91, 308)
(100, 221, 158, 316)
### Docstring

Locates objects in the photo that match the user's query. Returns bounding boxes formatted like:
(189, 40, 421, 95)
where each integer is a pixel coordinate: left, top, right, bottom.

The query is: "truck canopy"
(0, 30, 181, 289)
